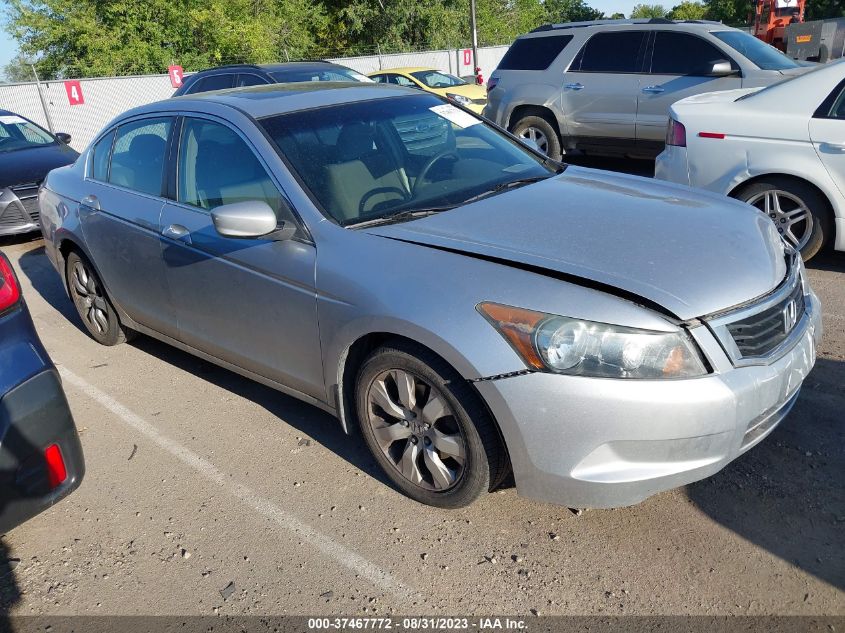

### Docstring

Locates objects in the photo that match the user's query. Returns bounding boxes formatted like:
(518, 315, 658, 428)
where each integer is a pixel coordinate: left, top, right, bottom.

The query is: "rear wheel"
(66, 251, 134, 346)
(511, 115, 562, 161)
(355, 342, 508, 508)
(733, 178, 831, 261)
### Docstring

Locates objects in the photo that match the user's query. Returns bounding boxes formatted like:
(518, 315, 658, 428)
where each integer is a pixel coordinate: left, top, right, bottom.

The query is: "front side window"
(261, 94, 553, 226)
(177, 118, 295, 227)
(191, 74, 235, 93)
(90, 130, 116, 181)
(651, 32, 735, 75)
(711, 30, 800, 70)
(410, 71, 466, 89)
(0, 114, 56, 153)
(571, 31, 647, 73)
(109, 118, 171, 196)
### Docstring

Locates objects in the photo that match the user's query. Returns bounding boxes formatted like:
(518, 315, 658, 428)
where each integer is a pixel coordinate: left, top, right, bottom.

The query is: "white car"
(655, 60, 845, 260)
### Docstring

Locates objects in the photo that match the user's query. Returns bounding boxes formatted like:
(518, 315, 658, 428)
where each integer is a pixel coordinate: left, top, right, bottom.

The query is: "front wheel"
(733, 179, 832, 261)
(355, 343, 508, 508)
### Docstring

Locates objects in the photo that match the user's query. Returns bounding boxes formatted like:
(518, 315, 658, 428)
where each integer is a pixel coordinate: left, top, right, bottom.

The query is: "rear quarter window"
(497, 35, 574, 71)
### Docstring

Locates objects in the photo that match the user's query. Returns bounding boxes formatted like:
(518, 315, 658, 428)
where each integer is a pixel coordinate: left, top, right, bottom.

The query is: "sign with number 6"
(168, 65, 184, 88)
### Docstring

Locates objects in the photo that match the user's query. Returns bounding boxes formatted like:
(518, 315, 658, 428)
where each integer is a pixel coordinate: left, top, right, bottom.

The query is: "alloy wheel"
(365, 369, 466, 491)
(746, 189, 814, 251)
(70, 260, 110, 334)
(518, 126, 549, 155)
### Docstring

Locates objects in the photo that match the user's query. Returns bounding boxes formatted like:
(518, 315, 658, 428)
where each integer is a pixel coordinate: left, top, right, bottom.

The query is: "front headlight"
(446, 93, 472, 106)
(477, 302, 707, 379)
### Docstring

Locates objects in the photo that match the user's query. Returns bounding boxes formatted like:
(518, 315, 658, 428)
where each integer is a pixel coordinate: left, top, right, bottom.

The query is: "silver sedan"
(39, 82, 822, 508)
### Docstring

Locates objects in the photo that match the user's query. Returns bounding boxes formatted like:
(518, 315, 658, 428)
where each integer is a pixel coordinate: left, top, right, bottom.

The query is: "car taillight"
(666, 118, 686, 147)
(0, 255, 21, 312)
(487, 77, 499, 94)
(44, 444, 67, 489)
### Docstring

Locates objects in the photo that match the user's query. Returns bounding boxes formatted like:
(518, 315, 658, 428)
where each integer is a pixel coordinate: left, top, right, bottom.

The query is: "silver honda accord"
(39, 82, 822, 509)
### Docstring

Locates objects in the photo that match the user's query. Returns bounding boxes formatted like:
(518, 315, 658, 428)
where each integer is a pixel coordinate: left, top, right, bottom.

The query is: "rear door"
(561, 30, 648, 148)
(636, 31, 742, 151)
(158, 115, 324, 400)
(809, 79, 845, 202)
(77, 116, 176, 336)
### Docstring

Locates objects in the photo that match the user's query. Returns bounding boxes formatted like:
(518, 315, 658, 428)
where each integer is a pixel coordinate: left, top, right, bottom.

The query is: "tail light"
(0, 254, 21, 313)
(44, 444, 67, 489)
(487, 76, 499, 94)
(666, 118, 687, 147)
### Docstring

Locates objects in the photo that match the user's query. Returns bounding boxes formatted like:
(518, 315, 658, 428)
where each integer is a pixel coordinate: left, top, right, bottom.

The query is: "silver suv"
(484, 19, 812, 160)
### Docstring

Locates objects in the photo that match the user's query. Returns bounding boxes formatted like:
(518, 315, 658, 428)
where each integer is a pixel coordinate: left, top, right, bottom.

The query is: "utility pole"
(470, 0, 480, 84)
(30, 64, 55, 134)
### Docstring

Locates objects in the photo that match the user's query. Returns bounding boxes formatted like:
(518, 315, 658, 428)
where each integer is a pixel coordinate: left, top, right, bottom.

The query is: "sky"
(0, 0, 637, 72)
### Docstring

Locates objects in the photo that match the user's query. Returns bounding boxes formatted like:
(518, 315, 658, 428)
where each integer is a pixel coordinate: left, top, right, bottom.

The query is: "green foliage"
(610, 12, 627, 18)
(669, 1, 708, 19)
(545, 0, 605, 22)
(700, 0, 750, 23)
(2, 54, 35, 82)
(630, 3, 670, 18)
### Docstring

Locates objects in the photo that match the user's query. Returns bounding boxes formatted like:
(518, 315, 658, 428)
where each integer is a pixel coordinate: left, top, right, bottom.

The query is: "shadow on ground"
(13, 240, 392, 494)
(686, 357, 845, 591)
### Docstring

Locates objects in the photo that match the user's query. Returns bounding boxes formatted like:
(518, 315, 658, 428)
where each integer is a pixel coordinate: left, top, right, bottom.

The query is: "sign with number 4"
(64, 80, 84, 106)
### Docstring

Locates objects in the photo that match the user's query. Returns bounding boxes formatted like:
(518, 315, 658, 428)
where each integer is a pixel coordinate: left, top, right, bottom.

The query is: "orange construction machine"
(752, 0, 806, 51)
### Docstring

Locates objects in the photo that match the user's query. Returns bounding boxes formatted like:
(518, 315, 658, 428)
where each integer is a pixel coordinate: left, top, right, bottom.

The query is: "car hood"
(431, 84, 486, 100)
(673, 87, 761, 108)
(0, 144, 79, 188)
(365, 167, 787, 320)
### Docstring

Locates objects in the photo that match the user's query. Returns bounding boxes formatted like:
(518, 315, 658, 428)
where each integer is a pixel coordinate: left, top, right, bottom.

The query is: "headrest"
(128, 134, 166, 159)
(335, 122, 376, 162)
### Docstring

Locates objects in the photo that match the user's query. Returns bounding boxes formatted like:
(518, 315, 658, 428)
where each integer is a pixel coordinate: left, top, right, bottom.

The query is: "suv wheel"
(511, 115, 562, 161)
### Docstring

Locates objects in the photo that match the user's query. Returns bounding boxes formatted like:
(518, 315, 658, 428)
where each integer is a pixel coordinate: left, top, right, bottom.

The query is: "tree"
(545, 0, 605, 22)
(669, 1, 707, 19)
(700, 0, 749, 23)
(610, 12, 627, 18)
(630, 3, 670, 17)
(2, 54, 35, 83)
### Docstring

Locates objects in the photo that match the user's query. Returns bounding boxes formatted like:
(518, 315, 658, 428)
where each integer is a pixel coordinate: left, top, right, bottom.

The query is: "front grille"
(0, 203, 26, 229)
(10, 183, 41, 224)
(726, 281, 805, 358)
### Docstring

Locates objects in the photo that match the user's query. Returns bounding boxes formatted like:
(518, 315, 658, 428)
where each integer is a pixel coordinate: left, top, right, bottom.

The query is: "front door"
(158, 116, 324, 401)
(77, 117, 176, 337)
(561, 30, 648, 149)
(636, 31, 742, 151)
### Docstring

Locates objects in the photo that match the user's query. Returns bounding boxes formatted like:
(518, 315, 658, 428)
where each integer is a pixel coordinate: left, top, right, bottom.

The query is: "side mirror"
(706, 60, 738, 77)
(55, 132, 72, 144)
(211, 200, 295, 240)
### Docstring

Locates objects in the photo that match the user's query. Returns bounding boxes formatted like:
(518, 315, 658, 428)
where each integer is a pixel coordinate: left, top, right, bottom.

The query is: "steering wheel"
(358, 186, 411, 216)
(412, 150, 459, 195)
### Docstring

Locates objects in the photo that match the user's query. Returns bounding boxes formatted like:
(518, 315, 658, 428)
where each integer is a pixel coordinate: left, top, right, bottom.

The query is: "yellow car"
(368, 67, 487, 113)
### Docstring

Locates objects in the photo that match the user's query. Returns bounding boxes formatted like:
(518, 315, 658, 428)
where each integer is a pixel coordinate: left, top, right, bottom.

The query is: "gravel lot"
(0, 173, 843, 617)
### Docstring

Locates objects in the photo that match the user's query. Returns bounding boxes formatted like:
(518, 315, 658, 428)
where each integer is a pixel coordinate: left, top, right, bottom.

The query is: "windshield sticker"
(0, 115, 27, 125)
(429, 104, 480, 128)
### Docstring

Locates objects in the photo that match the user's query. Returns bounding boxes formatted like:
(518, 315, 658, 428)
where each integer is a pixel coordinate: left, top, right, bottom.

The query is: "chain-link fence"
(0, 45, 509, 151)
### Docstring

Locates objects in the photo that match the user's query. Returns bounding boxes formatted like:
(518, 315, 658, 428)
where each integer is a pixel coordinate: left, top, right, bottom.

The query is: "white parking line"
(58, 366, 419, 603)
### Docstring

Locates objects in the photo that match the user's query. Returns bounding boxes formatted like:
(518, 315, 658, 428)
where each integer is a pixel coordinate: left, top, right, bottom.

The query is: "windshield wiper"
(461, 174, 554, 206)
(346, 206, 456, 229)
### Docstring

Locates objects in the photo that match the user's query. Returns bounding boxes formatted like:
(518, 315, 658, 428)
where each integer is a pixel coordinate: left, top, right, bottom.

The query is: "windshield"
(270, 67, 372, 83)
(410, 71, 467, 88)
(711, 31, 801, 71)
(261, 94, 553, 226)
(0, 114, 55, 153)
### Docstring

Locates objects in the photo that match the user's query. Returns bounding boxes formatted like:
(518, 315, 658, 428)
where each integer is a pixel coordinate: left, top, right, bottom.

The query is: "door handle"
(642, 86, 665, 94)
(564, 82, 584, 90)
(162, 224, 192, 245)
(81, 194, 100, 210)
(819, 141, 845, 153)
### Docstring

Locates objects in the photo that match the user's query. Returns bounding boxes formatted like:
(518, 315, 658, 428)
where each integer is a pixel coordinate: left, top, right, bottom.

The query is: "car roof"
(192, 61, 352, 75)
(527, 18, 728, 35)
(132, 82, 423, 120)
(370, 67, 436, 74)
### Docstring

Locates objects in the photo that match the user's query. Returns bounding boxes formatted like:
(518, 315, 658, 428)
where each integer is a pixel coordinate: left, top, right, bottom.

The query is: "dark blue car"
(0, 251, 83, 533)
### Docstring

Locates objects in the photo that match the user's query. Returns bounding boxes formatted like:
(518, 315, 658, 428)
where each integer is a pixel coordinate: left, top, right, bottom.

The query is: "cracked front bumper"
(475, 292, 822, 509)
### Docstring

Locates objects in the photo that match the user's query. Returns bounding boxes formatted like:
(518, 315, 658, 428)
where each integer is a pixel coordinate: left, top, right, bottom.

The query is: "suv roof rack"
(529, 17, 722, 32)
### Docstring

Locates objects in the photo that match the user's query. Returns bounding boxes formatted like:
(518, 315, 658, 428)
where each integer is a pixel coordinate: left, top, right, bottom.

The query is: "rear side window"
(650, 32, 734, 75)
(237, 73, 269, 87)
(570, 31, 647, 73)
(498, 35, 573, 71)
(189, 74, 235, 94)
(109, 118, 171, 196)
(90, 130, 115, 181)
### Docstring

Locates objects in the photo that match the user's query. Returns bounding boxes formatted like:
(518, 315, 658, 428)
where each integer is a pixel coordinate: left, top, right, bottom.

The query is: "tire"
(355, 341, 509, 508)
(510, 114, 562, 161)
(733, 178, 832, 261)
(65, 251, 134, 346)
